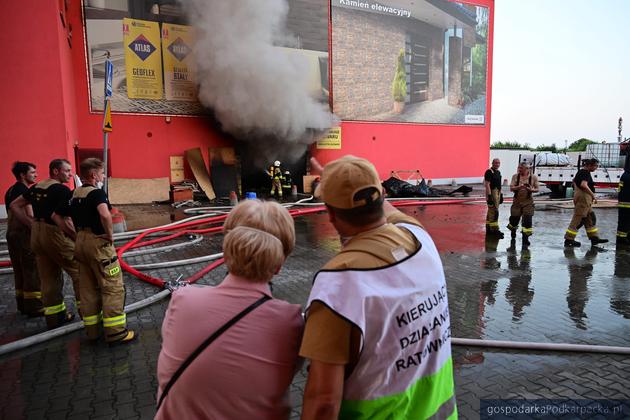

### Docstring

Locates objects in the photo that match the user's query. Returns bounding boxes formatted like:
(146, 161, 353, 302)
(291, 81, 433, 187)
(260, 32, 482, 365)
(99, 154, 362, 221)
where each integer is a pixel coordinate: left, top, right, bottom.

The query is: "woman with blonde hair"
(156, 200, 303, 419)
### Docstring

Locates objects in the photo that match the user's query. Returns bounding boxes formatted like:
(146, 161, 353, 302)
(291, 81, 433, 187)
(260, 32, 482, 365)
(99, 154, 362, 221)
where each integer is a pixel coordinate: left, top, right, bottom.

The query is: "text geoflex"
(132, 68, 155, 77)
(394, 285, 451, 372)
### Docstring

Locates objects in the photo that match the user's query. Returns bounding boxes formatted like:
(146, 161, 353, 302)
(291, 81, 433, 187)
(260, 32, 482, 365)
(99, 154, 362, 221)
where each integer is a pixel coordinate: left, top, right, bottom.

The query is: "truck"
(528, 142, 629, 198)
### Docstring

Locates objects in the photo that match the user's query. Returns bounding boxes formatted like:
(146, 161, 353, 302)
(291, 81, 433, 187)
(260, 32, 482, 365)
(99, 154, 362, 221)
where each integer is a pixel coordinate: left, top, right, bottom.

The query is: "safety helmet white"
(274, 160, 281, 167)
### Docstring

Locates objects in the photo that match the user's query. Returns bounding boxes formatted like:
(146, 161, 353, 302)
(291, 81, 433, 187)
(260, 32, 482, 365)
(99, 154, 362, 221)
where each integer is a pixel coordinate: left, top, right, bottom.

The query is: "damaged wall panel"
(109, 177, 170, 204)
(185, 147, 216, 200)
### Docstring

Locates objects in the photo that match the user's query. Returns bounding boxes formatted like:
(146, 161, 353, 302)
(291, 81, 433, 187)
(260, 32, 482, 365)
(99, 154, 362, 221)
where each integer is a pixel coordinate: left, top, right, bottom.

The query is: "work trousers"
(270, 178, 282, 197)
(508, 196, 535, 236)
(30, 221, 81, 329)
(6, 214, 42, 315)
(618, 203, 630, 240)
(75, 230, 127, 342)
(564, 190, 600, 240)
(486, 188, 501, 232)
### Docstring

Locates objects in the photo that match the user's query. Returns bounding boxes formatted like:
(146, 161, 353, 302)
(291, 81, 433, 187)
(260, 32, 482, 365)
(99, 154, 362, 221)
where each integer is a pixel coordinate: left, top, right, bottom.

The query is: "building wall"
(1, 0, 495, 209)
(0, 1, 77, 215)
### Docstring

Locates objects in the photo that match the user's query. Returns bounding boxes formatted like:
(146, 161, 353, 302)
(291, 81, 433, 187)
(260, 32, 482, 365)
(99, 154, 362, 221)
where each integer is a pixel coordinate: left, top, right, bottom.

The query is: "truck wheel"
(547, 184, 565, 198)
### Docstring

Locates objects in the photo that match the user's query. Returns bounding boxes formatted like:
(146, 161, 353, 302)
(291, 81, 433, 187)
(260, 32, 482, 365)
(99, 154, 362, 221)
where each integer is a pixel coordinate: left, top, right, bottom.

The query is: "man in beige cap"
(300, 156, 456, 419)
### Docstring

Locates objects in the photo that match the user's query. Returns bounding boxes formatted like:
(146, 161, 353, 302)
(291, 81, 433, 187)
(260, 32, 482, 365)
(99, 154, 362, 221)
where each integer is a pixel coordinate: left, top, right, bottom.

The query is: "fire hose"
(1, 198, 629, 357)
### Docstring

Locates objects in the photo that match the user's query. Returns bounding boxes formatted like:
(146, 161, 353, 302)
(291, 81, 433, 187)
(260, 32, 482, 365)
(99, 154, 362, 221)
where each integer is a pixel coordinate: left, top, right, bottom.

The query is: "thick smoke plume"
(185, 0, 337, 164)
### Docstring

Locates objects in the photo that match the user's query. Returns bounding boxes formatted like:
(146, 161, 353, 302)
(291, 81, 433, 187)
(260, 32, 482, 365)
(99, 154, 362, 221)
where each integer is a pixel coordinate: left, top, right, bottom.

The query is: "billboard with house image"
(331, 0, 489, 125)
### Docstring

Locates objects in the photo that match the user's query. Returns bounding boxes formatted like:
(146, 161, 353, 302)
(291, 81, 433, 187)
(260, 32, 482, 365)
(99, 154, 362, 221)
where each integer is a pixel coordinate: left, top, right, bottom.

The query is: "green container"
(566, 186, 574, 198)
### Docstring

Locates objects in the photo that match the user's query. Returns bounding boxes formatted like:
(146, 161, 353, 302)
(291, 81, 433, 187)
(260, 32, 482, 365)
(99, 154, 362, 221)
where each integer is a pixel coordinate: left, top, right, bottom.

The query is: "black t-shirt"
(619, 171, 630, 202)
(4, 182, 28, 212)
(23, 181, 73, 223)
(484, 168, 502, 190)
(70, 187, 111, 235)
(573, 169, 595, 193)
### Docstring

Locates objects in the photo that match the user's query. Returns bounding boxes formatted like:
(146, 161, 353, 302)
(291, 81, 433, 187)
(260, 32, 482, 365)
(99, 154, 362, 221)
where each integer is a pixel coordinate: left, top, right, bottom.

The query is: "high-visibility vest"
(306, 223, 457, 419)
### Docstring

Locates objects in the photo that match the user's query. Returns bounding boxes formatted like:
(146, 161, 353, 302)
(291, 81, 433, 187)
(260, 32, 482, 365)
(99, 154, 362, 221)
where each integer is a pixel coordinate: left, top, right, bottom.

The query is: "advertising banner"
(331, 0, 488, 125)
(162, 23, 197, 102)
(317, 127, 342, 149)
(83, 1, 327, 116)
(123, 18, 163, 100)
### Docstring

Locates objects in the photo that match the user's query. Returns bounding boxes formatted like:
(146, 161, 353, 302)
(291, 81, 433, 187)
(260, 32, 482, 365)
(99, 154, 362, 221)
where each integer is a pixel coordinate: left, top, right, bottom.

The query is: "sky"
(491, 0, 630, 147)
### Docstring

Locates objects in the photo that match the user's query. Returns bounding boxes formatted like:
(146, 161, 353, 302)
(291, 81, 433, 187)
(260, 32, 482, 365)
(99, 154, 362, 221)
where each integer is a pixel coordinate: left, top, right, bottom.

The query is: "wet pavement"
(0, 199, 629, 419)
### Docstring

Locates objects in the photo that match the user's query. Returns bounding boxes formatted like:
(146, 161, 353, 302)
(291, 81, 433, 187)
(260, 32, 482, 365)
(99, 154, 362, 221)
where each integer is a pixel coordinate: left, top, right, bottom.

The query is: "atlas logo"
(168, 37, 191, 61)
(128, 34, 156, 61)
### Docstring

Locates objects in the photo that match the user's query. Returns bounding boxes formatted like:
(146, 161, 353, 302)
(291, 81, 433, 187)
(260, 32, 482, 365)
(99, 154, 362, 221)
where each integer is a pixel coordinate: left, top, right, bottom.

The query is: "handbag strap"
(157, 294, 272, 411)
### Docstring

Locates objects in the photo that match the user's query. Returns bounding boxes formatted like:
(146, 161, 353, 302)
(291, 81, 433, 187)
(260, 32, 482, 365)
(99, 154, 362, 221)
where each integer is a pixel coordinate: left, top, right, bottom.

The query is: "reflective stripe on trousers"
(103, 314, 126, 328)
(44, 302, 66, 315)
(83, 312, 103, 326)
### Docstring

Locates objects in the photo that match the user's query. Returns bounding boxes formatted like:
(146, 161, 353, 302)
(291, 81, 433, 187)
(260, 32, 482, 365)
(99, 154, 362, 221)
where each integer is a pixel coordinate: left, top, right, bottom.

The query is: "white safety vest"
(306, 223, 456, 419)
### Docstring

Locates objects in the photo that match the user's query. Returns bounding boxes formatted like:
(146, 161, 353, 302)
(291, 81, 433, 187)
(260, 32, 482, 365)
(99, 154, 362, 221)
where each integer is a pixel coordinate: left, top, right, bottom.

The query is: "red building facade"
(0, 0, 494, 214)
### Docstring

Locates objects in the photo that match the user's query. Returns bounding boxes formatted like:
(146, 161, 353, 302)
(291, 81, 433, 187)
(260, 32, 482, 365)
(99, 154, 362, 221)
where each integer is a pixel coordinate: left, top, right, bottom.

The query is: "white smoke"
(185, 0, 337, 164)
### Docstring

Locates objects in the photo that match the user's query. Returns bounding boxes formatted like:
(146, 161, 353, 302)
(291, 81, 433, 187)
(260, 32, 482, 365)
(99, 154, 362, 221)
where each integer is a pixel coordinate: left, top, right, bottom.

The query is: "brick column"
(448, 37, 463, 107)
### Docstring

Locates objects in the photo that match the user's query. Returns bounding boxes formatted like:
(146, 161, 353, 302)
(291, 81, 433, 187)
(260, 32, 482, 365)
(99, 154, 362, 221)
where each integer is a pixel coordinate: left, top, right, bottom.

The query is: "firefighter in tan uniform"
(564, 159, 609, 247)
(4, 161, 43, 316)
(70, 158, 136, 345)
(507, 163, 539, 247)
(617, 153, 630, 245)
(11, 159, 81, 329)
(268, 160, 284, 198)
(484, 158, 504, 238)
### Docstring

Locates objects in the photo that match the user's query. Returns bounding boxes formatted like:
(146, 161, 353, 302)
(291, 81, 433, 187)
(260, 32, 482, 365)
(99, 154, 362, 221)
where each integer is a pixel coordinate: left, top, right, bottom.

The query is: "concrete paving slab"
(0, 200, 628, 419)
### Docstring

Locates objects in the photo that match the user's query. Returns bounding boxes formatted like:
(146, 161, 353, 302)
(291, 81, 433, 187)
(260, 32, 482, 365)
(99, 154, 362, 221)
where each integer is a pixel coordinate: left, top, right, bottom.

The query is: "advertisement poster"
(123, 18, 163, 100)
(331, 0, 488, 125)
(316, 127, 342, 149)
(82, 0, 326, 115)
(161, 23, 197, 102)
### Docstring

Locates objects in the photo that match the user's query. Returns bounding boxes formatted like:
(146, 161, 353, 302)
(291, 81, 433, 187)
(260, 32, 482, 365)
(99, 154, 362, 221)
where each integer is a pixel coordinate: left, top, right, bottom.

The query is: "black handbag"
(156, 295, 271, 411)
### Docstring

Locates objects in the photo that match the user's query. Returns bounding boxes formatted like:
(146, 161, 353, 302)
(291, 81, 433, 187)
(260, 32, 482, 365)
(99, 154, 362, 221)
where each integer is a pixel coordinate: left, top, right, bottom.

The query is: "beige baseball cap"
(318, 155, 383, 209)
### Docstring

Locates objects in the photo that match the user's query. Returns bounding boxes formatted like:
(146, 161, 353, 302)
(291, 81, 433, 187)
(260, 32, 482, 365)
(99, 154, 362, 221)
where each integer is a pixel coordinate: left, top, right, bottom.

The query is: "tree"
(391, 49, 406, 103)
(567, 138, 596, 152)
(491, 141, 530, 150)
(535, 143, 558, 153)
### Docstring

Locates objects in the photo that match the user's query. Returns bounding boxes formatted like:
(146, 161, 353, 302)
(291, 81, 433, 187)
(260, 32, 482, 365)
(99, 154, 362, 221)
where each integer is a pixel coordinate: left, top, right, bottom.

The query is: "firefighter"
(484, 158, 504, 238)
(268, 160, 284, 198)
(281, 170, 292, 197)
(70, 158, 136, 345)
(507, 162, 539, 247)
(4, 161, 43, 316)
(10, 158, 81, 329)
(564, 158, 609, 247)
(617, 154, 630, 245)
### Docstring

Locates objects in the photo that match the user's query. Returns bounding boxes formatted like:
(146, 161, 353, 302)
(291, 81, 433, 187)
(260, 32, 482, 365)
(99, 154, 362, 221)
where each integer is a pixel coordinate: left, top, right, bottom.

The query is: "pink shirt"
(156, 275, 304, 420)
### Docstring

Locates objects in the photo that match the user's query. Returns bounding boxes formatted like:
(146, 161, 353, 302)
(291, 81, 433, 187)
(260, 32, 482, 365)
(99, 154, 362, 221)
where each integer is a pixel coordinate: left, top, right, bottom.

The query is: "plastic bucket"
(111, 208, 127, 233)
